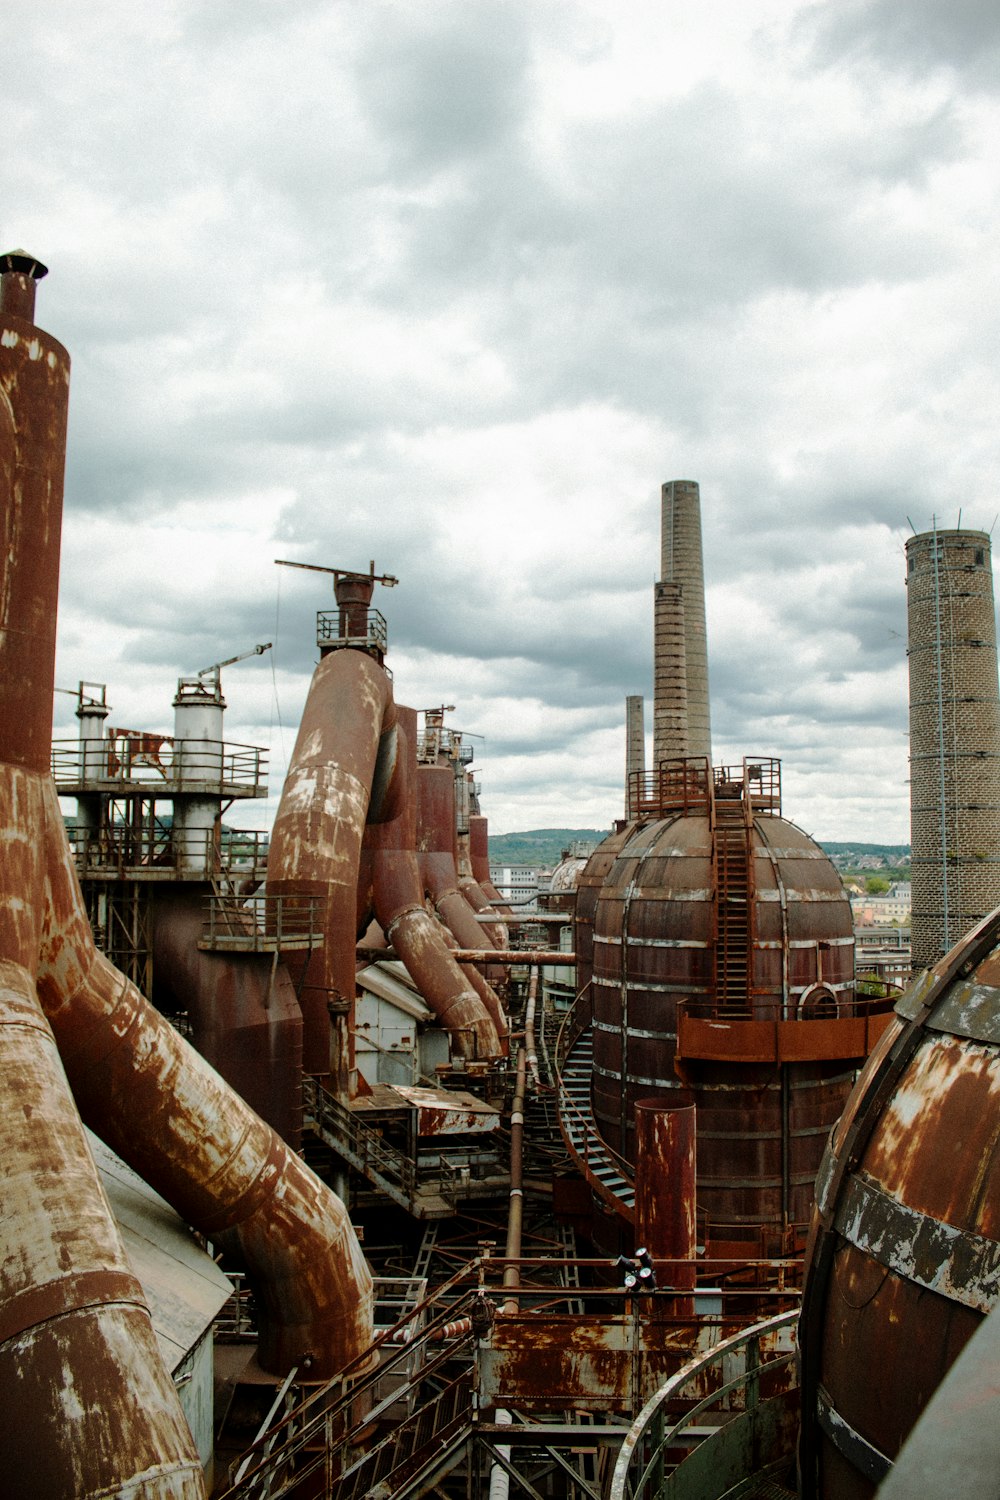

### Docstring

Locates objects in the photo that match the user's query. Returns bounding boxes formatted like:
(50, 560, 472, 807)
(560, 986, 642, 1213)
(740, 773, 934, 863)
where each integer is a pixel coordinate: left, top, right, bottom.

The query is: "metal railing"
(608, 1309, 799, 1500)
(65, 823, 272, 881)
(713, 757, 781, 815)
(215, 1265, 483, 1500)
(201, 893, 324, 952)
(553, 987, 634, 1208)
(316, 608, 388, 656)
(304, 1077, 418, 1208)
(628, 757, 712, 821)
(52, 737, 268, 794)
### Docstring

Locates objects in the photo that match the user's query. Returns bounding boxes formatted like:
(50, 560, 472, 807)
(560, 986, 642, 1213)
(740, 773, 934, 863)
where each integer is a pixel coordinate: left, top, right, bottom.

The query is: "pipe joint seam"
(0, 1268, 148, 1348)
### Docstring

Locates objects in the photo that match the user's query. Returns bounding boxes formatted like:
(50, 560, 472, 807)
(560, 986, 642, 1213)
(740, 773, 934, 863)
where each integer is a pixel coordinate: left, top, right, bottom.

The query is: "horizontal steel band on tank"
(754, 887, 856, 903)
(699, 1172, 820, 1190)
(698, 1122, 833, 1141)
(816, 1384, 892, 1485)
(676, 1011, 892, 1063)
(923, 983, 1000, 1046)
(750, 846, 845, 861)
(777, 936, 854, 950)
(592, 1062, 684, 1089)
(592, 976, 712, 998)
(593, 1019, 677, 1043)
(593, 934, 710, 950)
(595, 886, 714, 902)
(834, 1173, 1000, 1313)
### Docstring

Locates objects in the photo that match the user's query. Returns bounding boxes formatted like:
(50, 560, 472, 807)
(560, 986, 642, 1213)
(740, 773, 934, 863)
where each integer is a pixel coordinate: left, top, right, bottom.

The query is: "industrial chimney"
(906, 525, 1000, 967)
(653, 480, 711, 766)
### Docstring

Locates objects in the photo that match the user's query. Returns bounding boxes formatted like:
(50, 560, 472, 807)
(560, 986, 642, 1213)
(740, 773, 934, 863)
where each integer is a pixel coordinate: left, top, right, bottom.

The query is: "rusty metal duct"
(470, 812, 507, 913)
(0, 250, 204, 1495)
(1, 256, 374, 1495)
(799, 910, 1000, 1498)
(905, 526, 1000, 969)
(363, 706, 502, 1059)
(653, 479, 711, 766)
(267, 627, 404, 1093)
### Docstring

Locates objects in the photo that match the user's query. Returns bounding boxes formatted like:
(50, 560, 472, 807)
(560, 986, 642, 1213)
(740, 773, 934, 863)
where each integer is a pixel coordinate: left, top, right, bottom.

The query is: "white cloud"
(10, 0, 1000, 850)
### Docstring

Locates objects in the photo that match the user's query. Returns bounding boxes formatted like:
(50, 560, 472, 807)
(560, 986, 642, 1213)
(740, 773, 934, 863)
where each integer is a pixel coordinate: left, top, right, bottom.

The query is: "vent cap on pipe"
(1, 248, 49, 321)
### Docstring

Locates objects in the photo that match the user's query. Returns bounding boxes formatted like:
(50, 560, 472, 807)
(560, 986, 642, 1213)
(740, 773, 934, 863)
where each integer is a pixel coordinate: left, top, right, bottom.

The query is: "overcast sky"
(6, 0, 1000, 844)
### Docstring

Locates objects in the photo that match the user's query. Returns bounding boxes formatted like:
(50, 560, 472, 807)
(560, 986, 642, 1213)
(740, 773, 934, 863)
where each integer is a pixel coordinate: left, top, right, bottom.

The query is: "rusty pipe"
(0, 256, 206, 1495)
(367, 708, 500, 1059)
(0, 961, 205, 1498)
(37, 772, 374, 1379)
(417, 762, 508, 1047)
(267, 648, 404, 1089)
(457, 828, 506, 948)
(501, 1038, 528, 1316)
(0, 251, 69, 774)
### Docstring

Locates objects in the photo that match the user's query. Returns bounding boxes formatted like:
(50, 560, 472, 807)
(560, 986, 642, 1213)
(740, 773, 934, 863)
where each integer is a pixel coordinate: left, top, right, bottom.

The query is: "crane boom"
(198, 642, 272, 678)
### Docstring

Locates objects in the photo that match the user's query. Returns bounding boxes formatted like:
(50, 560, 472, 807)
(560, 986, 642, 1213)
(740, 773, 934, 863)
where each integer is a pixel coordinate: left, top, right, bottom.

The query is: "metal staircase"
(555, 992, 635, 1220)
(216, 1272, 481, 1500)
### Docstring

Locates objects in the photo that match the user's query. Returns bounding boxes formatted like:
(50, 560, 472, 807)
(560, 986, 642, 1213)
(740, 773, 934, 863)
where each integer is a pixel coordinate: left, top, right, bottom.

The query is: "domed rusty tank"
(799, 906, 1000, 1499)
(582, 757, 886, 1252)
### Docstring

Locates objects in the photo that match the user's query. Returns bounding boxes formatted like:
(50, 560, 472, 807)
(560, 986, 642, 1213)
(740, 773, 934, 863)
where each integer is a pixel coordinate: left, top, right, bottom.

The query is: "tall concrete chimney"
(653, 480, 711, 766)
(625, 693, 645, 815)
(906, 525, 1000, 967)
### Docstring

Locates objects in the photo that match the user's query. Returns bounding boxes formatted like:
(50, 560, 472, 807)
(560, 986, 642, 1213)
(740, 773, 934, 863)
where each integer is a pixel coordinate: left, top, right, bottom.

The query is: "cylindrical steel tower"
(906, 527, 1000, 968)
(654, 480, 711, 765)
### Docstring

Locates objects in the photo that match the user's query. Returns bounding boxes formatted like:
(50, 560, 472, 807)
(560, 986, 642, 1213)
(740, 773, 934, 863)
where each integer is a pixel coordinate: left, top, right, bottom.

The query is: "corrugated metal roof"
(357, 961, 433, 1021)
(90, 1130, 233, 1373)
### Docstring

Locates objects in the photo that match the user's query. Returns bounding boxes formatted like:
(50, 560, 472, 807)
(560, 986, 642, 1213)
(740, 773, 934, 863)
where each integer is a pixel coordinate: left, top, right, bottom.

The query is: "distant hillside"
(488, 832, 912, 873)
(488, 828, 609, 868)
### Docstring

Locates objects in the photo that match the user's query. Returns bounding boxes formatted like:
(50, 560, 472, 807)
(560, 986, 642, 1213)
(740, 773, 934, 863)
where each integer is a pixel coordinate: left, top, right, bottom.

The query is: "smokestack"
(0, 248, 47, 323)
(0, 250, 66, 773)
(653, 480, 711, 766)
(625, 694, 645, 817)
(906, 525, 1000, 967)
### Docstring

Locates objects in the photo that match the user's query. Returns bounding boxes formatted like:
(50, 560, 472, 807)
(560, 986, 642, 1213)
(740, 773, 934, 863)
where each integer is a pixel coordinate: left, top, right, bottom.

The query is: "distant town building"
(488, 864, 551, 911)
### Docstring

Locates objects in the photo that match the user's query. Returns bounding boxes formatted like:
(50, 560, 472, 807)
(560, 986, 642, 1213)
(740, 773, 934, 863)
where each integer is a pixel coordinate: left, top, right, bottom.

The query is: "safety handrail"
(216, 1268, 485, 1499)
(553, 988, 633, 1190)
(304, 1077, 418, 1202)
(608, 1308, 798, 1500)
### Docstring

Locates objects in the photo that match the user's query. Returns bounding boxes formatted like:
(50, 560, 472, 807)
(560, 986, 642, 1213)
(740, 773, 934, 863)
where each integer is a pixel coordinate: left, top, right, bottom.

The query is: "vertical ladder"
(714, 798, 751, 1011)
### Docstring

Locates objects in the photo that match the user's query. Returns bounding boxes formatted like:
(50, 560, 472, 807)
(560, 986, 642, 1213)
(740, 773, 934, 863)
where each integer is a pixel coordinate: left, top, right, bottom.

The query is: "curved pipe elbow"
(0, 959, 205, 1498)
(37, 784, 373, 1379)
(384, 904, 501, 1059)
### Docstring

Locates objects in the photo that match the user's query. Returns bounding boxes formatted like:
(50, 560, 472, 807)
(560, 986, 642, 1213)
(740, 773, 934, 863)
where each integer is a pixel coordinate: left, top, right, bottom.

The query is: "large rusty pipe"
(367, 709, 500, 1059)
(0, 962, 205, 1497)
(37, 773, 374, 1379)
(457, 827, 506, 948)
(0, 252, 68, 774)
(634, 1095, 697, 1306)
(469, 814, 499, 897)
(267, 648, 404, 1089)
(417, 762, 508, 1045)
(1, 254, 206, 1495)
